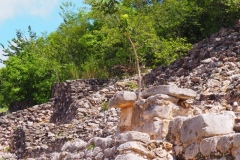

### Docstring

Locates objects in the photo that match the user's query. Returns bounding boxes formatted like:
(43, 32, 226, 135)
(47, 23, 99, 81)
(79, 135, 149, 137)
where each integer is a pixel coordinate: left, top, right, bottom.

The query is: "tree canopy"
(0, 0, 239, 110)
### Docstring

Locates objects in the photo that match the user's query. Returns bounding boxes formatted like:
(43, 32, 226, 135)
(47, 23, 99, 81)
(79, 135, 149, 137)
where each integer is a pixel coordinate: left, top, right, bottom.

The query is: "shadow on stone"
(50, 82, 76, 124)
(10, 126, 27, 159)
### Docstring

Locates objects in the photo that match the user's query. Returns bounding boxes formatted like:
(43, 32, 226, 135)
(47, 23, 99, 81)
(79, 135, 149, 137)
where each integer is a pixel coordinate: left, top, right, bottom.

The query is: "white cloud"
(0, 0, 59, 24)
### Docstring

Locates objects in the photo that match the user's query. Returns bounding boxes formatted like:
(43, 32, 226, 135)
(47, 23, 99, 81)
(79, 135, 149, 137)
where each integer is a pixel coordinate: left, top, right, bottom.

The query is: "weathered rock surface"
(180, 112, 235, 143)
(108, 91, 137, 108)
(141, 85, 197, 100)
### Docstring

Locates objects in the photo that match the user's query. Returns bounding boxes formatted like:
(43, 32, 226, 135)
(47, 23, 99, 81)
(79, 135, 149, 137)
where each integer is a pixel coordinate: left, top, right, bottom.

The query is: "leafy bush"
(101, 102, 109, 111)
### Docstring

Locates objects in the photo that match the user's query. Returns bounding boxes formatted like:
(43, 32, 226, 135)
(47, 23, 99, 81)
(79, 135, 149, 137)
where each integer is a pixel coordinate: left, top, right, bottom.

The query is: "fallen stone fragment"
(141, 85, 196, 100)
(108, 91, 137, 108)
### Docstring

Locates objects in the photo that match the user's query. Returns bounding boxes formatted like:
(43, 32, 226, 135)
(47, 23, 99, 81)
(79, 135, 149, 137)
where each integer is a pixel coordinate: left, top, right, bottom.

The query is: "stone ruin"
(0, 25, 240, 159)
(107, 86, 238, 159)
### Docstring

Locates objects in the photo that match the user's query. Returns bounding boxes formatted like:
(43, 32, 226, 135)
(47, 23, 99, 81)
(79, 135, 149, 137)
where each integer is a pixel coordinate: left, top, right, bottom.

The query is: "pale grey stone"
(108, 91, 137, 108)
(143, 104, 172, 120)
(117, 141, 155, 158)
(134, 120, 164, 139)
(115, 153, 147, 160)
(92, 147, 102, 156)
(64, 152, 84, 160)
(233, 133, 240, 148)
(95, 152, 104, 160)
(69, 139, 87, 152)
(236, 154, 240, 160)
(104, 147, 116, 158)
(117, 131, 150, 144)
(61, 141, 72, 152)
(217, 134, 234, 153)
(141, 85, 196, 100)
(167, 116, 189, 143)
(88, 137, 113, 150)
(184, 143, 199, 160)
(146, 94, 179, 104)
(200, 136, 220, 156)
(201, 58, 213, 64)
(181, 112, 235, 143)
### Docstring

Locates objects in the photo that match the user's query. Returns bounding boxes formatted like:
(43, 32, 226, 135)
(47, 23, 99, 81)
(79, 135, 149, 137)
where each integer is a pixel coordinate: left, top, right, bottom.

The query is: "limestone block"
(142, 85, 196, 100)
(146, 94, 179, 104)
(174, 145, 183, 156)
(61, 139, 87, 152)
(117, 141, 155, 159)
(134, 120, 162, 140)
(108, 91, 137, 108)
(88, 137, 113, 150)
(115, 153, 148, 160)
(184, 143, 199, 160)
(172, 103, 193, 117)
(117, 131, 150, 144)
(153, 148, 173, 160)
(217, 134, 234, 153)
(235, 154, 240, 160)
(104, 147, 116, 158)
(167, 116, 189, 143)
(95, 151, 104, 160)
(200, 136, 220, 156)
(119, 107, 133, 132)
(69, 139, 88, 152)
(143, 104, 172, 120)
(232, 147, 240, 157)
(181, 112, 235, 143)
(233, 133, 240, 148)
(134, 119, 169, 140)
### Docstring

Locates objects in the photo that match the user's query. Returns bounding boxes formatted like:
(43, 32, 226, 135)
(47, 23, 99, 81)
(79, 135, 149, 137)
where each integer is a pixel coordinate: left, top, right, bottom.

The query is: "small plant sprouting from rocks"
(126, 81, 138, 89)
(87, 144, 94, 150)
(102, 102, 108, 111)
(5, 146, 10, 152)
(13, 125, 18, 130)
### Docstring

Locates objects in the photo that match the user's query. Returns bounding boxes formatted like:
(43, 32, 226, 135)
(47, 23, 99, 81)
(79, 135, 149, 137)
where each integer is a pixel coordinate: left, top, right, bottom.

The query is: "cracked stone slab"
(141, 85, 197, 100)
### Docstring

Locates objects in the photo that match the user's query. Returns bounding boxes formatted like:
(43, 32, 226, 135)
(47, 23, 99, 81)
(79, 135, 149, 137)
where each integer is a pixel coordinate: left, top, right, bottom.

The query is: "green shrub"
(5, 146, 10, 152)
(101, 102, 109, 111)
(125, 81, 138, 89)
(87, 144, 95, 150)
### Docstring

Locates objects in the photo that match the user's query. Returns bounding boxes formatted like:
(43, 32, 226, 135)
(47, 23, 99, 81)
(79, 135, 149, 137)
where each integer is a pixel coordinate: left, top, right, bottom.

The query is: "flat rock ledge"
(141, 85, 197, 100)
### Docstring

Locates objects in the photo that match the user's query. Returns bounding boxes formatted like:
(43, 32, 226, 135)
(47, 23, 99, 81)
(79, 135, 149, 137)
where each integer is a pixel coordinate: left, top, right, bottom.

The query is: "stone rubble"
(1, 25, 240, 159)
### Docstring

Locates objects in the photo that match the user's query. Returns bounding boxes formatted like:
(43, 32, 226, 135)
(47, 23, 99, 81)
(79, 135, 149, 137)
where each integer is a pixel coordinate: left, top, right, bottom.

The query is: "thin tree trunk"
(114, 14, 142, 100)
(126, 34, 141, 100)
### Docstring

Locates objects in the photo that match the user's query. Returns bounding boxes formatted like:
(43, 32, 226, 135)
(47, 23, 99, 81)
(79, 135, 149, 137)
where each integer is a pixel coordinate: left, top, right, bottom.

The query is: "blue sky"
(0, 0, 88, 67)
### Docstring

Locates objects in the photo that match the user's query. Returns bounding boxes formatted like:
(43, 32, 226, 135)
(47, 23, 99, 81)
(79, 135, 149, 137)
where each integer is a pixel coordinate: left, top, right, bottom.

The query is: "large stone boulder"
(180, 112, 235, 143)
(141, 85, 197, 100)
(108, 91, 137, 108)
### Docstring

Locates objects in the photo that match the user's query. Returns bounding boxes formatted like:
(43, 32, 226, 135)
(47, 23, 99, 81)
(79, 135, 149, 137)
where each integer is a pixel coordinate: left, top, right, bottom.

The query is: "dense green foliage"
(0, 0, 240, 110)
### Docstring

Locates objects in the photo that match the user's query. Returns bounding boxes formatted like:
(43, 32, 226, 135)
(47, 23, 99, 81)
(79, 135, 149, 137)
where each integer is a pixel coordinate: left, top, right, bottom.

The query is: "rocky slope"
(144, 27, 240, 114)
(0, 25, 240, 160)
